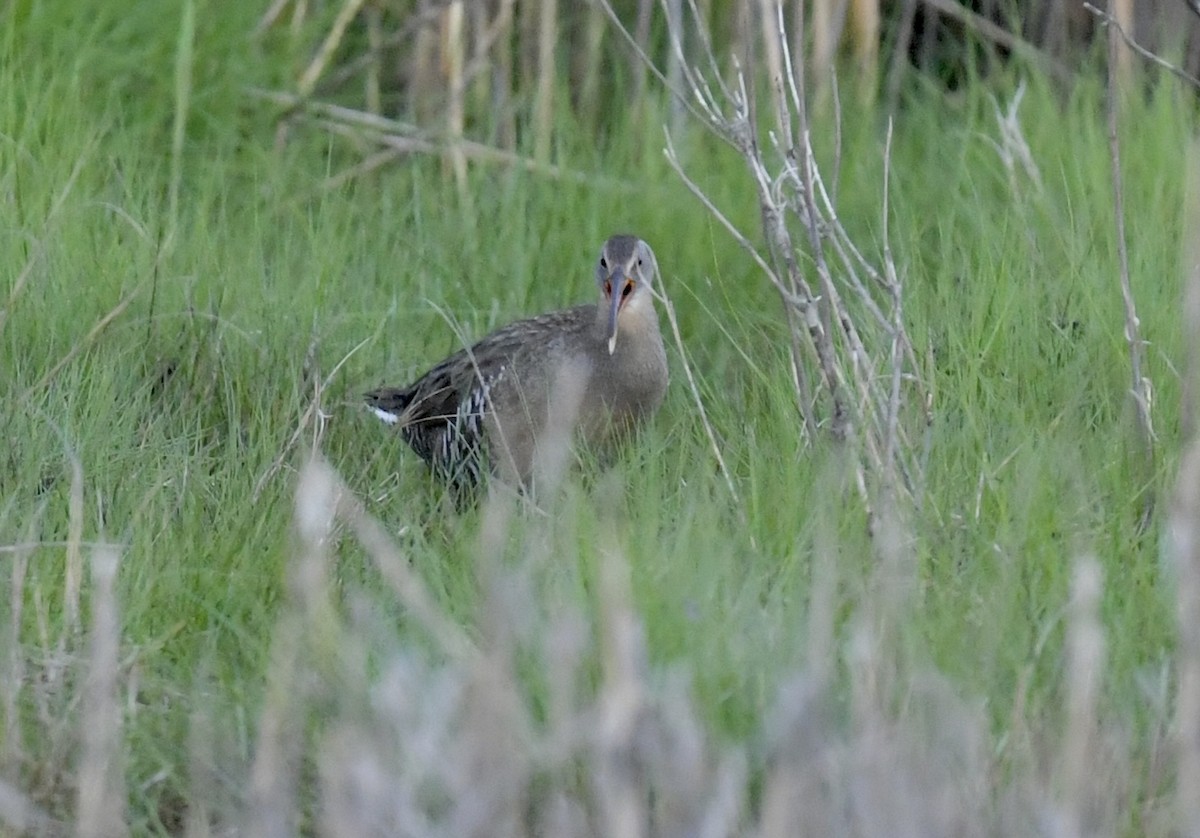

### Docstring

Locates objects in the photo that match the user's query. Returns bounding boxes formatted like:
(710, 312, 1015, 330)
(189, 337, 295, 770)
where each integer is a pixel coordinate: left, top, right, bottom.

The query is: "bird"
(365, 234, 668, 500)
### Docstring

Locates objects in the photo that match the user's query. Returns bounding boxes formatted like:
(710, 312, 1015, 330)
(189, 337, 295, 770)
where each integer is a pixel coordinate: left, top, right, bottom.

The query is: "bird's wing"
(364, 304, 596, 469)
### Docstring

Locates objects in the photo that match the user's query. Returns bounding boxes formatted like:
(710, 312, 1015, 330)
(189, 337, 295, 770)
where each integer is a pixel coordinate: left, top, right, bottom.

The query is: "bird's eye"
(637, 258, 643, 267)
(600, 258, 607, 270)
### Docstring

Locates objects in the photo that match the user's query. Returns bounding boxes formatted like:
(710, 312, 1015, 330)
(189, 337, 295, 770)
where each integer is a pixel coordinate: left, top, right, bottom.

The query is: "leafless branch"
(1084, 2, 1200, 90)
(249, 87, 633, 190)
(1103, 4, 1157, 532)
(613, 0, 929, 514)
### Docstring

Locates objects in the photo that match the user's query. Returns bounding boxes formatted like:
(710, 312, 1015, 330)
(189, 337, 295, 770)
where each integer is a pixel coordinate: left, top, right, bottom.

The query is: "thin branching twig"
(1084, 2, 1200, 90)
(623, 1, 929, 517)
(1103, 3, 1157, 532)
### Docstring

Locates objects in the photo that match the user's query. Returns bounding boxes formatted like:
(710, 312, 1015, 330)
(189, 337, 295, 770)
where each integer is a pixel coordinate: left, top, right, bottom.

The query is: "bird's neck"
(594, 297, 659, 345)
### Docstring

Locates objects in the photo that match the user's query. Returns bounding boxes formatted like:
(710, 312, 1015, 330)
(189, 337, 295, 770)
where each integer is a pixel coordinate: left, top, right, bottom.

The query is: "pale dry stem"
(645, 1, 928, 512)
(250, 87, 630, 190)
(1172, 141, 1200, 838)
(76, 546, 127, 838)
(1104, 15, 1157, 533)
(296, 0, 369, 96)
(1058, 557, 1106, 838)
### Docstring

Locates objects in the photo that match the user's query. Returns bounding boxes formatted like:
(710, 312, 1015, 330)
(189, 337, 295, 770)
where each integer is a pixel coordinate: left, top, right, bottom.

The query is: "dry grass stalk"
(575, 1, 607, 120)
(412, 0, 441, 124)
(64, 453, 83, 636)
(986, 81, 1045, 201)
(442, 0, 469, 203)
(533, 0, 557, 164)
(364, 2, 383, 115)
(1, 445, 1156, 834)
(1058, 557, 1106, 837)
(652, 272, 744, 516)
(297, 0, 369, 97)
(248, 87, 630, 190)
(75, 546, 127, 838)
(810, 0, 836, 90)
(631, 0, 654, 109)
(246, 455, 343, 838)
(849, 0, 880, 94)
(493, 0, 517, 149)
(1103, 8, 1157, 533)
(467, 0, 490, 117)
(1, 526, 35, 775)
(1175, 438, 1200, 838)
(1171, 141, 1200, 838)
(1110, 0, 1134, 84)
(663, 0, 685, 135)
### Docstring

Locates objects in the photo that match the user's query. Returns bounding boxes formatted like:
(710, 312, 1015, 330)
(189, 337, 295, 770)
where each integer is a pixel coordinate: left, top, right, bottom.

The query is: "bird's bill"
(606, 270, 624, 354)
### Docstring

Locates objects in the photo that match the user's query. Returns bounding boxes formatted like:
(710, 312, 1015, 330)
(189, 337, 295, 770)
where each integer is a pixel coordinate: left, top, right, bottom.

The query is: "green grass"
(2, 2, 1197, 833)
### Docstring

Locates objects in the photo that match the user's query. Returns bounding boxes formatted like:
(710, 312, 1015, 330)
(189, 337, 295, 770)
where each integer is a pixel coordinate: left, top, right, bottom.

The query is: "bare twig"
(1083, 2, 1200, 90)
(1103, 5, 1157, 533)
(636, 0, 928, 515)
(297, 0, 369, 96)
(880, 118, 905, 496)
(254, 0, 293, 35)
(663, 132, 820, 437)
(250, 87, 633, 189)
(65, 444, 84, 636)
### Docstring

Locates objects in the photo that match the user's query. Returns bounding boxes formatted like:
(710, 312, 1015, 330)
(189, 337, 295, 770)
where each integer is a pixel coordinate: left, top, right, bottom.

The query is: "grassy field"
(2, 2, 1197, 834)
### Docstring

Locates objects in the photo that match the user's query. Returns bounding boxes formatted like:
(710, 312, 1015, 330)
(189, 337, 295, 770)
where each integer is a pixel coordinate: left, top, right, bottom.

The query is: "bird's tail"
(364, 387, 413, 426)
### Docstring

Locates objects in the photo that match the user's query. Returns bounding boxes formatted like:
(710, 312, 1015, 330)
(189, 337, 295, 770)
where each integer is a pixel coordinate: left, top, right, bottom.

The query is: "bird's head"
(596, 235, 658, 355)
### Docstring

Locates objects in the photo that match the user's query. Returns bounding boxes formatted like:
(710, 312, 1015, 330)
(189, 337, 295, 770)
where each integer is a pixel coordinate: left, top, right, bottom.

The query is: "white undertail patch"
(370, 406, 400, 425)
